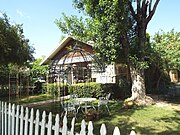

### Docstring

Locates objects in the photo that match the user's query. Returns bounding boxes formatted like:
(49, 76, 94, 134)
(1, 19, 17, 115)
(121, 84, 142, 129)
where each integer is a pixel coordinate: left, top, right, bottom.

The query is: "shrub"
(43, 83, 68, 97)
(68, 82, 103, 98)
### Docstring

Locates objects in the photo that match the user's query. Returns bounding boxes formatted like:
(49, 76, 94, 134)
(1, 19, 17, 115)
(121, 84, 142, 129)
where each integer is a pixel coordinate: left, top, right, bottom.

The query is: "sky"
(0, 0, 180, 59)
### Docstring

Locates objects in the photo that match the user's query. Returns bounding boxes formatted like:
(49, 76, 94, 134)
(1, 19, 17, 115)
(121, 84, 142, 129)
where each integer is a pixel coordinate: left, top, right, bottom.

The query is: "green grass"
(1, 95, 180, 135)
(30, 100, 180, 135)
(0, 94, 54, 105)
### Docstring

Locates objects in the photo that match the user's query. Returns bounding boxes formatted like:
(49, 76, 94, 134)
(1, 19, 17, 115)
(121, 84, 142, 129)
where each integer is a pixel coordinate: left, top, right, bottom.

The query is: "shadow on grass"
(151, 110, 180, 135)
(86, 101, 180, 135)
(30, 100, 180, 135)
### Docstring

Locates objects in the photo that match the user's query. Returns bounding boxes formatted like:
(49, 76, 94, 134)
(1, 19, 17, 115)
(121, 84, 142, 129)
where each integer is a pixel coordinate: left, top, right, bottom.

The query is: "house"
(40, 36, 129, 84)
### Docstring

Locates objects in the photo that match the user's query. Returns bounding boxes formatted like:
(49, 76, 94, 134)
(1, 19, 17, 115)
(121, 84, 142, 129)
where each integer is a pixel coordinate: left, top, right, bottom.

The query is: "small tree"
(152, 29, 180, 80)
(0, 13, 34, 96)
(30, 57, 48, 81)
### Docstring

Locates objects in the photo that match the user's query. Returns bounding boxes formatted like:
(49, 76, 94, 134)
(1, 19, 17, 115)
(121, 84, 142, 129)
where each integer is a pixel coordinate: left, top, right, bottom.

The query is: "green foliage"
(30, 58, 48, 79)
(0, 13, 34, 65)
(129, 56, 149, 70)
(152, 29, 180, 71)
(0, 65, 9, 84)
(55, 13, 94, 42)
(43, 83, 68, 97)
(56, 0, 133, 64)
(0, 85, 10, 97)
(38, 82, 108, 99)
(45, 83, 58, 96)
(68, 82, 103, 98)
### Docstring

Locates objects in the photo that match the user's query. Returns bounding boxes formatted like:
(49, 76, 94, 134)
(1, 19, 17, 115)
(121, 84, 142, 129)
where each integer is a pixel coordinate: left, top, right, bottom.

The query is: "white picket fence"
(0, 101, 136, 135)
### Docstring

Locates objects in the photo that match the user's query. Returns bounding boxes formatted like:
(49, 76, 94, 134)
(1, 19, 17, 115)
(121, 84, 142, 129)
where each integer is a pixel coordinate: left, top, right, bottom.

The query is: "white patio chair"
(69, 94, 81, 113)
(98, 93, 111, 113)
(61, 101, 77, 118)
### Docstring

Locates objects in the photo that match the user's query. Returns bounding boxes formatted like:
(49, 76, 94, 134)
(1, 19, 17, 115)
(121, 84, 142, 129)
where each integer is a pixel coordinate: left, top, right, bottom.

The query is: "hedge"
(43, 80, 131, 99)
(68, 82, 104, 98)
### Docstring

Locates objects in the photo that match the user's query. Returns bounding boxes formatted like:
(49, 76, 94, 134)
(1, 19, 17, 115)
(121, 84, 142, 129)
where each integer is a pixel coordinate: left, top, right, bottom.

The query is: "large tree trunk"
(130, 65, 146, 100)
(127, 0, 160, 104)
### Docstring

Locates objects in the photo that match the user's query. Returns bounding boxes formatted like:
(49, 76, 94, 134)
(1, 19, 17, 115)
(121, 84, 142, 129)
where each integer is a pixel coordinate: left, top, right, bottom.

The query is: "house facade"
(41, 36, 129, 84)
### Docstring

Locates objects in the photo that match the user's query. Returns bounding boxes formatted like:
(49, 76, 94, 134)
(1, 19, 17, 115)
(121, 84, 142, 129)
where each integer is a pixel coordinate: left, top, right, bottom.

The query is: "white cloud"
(16, 9, 31, 20)
(27, 15, 31, 19)
(16, 9, 24, 17)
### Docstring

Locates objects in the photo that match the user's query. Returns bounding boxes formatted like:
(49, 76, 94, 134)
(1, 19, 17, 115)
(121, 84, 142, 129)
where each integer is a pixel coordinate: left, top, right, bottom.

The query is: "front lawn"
(1, 94, 179, 135)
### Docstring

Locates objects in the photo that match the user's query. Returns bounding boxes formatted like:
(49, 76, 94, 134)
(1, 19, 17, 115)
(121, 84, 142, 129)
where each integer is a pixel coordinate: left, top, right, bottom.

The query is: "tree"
(30, 57, 48, 81)
(56, 0, 160, 102)
(152, 29, 180, 79)
(152, 29, 180, 71)
(127, 0, 160, 101)
(55, 13, 94, 42)
(0, 13, 34, 65)
(0, 13, 35, 96)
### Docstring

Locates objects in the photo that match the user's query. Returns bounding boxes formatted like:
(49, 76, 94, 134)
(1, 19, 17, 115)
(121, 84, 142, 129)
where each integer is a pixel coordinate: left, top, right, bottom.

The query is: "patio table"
(75, 98, 96, 112)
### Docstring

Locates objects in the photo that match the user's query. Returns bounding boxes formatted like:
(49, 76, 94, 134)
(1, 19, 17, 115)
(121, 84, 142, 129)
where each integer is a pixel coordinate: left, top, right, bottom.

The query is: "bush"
(43, 81, 131, 99)
(43, 83, 68, 97)
(68, 82, 103, 98)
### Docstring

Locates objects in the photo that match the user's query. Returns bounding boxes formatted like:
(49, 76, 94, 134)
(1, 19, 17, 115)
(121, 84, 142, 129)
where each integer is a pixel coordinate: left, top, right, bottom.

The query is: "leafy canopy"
(0, 13, 34, 65)
(56, 0, 133, 64)
(152, 29, 180, 71)
(30, 57, 48, 79)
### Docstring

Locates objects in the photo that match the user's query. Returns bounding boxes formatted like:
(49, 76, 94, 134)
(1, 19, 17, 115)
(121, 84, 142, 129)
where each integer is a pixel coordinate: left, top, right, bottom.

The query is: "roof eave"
(40, 36, 74, 65)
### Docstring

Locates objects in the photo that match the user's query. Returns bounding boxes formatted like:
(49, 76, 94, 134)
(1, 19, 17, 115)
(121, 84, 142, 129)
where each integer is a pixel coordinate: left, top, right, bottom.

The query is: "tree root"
(133, 95, 155, 106)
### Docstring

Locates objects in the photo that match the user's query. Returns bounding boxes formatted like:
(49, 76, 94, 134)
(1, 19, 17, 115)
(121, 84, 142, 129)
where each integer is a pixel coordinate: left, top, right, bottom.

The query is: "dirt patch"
(149, 94, 180, 111)
(155, 101, 180, 111)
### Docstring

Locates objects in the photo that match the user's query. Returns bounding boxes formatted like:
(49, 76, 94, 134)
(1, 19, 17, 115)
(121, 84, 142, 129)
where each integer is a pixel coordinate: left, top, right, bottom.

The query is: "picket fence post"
(24, 107, 29, 135)
(5, 102, 7, 135)
(20, 106, 24, 135)
(70, 117, 75, 135)
(11, 104, 15, 135)
(35, 109, 40, 135)
(47, 112, 52, 135)
(41, 111, 46, 135)
(29, 108, 34, 135)
(54, 114, 60, 135)
(15, 105, 20, 135)
(80, 119, 86, 135)
(2, 102, 4, 135)
(113, 127, 120, 135)
(8, 103, 11, 135)
(87, 121, 93, 135)
(130, 130, 136, 135)
(62, 113, 68, 135)
(100, 124, 107, 135)
(0, 101, 1, 133)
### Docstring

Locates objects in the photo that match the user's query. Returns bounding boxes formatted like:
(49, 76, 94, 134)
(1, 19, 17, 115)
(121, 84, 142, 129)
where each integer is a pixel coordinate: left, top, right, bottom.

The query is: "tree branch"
(137, 0, 141, 15)
(146, 0, 160, 24)
(142, 0, 148, 18)
(148, 0, 152, 14)
(129, 1, 137, 21)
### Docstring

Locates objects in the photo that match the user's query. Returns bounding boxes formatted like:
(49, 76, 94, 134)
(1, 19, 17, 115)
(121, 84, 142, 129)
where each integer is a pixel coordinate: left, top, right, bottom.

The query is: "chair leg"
(92, 102, 96, 110)
(76, 105, 80, 114)
(106, 105, 110, 113)
(98, 105, 100, 112)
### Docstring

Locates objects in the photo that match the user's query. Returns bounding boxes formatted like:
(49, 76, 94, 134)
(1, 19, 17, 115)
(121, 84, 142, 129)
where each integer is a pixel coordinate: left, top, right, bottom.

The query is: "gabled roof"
(40, 36, 92, 65)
